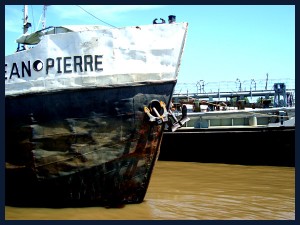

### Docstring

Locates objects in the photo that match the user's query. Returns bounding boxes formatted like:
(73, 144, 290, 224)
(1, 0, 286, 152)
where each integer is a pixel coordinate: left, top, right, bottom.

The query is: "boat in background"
(5, 6, 188, 207)
(160, 83, 295, 167)
(169, 82, 295, 129)
(174, 106, 295, 129)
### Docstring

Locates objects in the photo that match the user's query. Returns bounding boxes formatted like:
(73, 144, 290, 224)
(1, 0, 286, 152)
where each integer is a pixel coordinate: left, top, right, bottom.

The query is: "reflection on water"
(5, 161, 295, 220)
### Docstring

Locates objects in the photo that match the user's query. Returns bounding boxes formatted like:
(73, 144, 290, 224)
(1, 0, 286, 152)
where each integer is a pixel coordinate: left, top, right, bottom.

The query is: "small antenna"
(23, 5, 32, 34)
(265, 73, 269, 90)
(37, 5, 50, 30)
(42, 5, 48, 29)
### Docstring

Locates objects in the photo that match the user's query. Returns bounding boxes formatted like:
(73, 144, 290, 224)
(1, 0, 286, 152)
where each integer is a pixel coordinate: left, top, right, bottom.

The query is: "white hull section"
(5, 23, 188, 96)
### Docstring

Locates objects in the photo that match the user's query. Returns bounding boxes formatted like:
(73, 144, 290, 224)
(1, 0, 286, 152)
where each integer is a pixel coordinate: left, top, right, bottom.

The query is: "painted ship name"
(5, 54, 103, 80)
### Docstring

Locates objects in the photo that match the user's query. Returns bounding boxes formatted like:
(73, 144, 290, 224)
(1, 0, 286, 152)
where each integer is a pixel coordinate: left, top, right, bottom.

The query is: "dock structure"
(174, 79, 295, 108)
(173, 89, 294, 100)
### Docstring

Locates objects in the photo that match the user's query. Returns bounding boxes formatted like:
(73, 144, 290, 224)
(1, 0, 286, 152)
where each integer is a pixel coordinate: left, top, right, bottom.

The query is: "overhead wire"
(76, 5, 118, 28)
(30, 5, 36, 31)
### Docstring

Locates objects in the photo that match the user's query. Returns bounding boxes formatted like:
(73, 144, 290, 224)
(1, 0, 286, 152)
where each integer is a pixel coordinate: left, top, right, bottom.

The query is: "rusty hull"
(5, 82, 174, 207)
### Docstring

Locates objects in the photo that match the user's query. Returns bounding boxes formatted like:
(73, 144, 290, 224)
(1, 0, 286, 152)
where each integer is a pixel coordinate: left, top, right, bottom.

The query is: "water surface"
(5, 161, 295, 220)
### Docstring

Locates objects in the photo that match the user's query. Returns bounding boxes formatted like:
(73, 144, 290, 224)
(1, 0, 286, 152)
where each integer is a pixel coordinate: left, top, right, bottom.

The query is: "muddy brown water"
(5, 161, 295, 220)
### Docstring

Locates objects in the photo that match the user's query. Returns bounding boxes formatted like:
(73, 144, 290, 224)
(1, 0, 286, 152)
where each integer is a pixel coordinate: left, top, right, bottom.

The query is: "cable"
(30, 5, 35, 31)
(76, 5, 118, 28)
